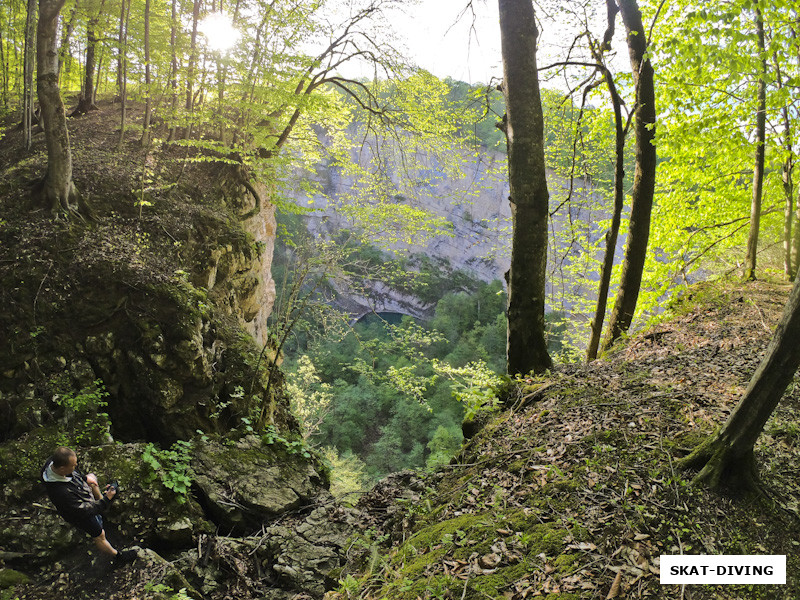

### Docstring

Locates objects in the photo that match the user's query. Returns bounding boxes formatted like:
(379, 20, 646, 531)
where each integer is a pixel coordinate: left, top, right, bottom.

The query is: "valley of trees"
(3, 0, 800, 518)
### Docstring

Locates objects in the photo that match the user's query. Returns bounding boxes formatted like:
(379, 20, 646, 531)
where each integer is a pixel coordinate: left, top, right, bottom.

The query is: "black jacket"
(41, 458, 110, 525)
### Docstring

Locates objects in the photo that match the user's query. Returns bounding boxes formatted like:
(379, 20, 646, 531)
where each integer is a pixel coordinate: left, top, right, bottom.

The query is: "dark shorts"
(69, 514, 104, 538)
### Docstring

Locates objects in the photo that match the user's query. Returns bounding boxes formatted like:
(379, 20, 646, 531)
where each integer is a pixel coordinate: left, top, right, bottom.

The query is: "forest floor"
(344, 277, 800, 600)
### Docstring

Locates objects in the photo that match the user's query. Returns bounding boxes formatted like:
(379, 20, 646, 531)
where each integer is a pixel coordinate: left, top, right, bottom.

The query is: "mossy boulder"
(0, 569, 30, 589)
(191, 436, 326, 533)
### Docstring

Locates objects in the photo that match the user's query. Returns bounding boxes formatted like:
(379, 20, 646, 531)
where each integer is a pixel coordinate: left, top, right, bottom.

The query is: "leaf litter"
(346, 279, 800, 600)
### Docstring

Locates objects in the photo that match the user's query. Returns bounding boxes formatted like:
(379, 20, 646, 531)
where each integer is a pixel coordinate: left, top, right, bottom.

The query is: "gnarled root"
(679, 433, 760, 492)
(32, 175, 94, 221)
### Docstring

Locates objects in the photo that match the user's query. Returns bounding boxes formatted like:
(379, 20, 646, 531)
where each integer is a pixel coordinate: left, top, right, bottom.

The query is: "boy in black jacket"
(42, 446, 136, 564)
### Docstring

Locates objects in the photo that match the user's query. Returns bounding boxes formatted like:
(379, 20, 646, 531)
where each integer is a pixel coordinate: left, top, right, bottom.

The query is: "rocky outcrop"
(292, 141, 610, 320)
(0, 116, 350, 600)
(0, 432, 357, 599)
(191, 435, 324, 532)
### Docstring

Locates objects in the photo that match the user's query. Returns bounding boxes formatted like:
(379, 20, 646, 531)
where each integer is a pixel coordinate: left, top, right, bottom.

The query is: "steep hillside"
(341, 279, 800, 600)
(0, 103, 350, 599)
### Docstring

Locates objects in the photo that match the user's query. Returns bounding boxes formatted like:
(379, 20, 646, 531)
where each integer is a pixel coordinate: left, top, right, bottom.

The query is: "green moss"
(400, 513, 494, 560)
(469, 562, 530, 597)
(0, 568, 30, 589)
(553, 553, 579, 570)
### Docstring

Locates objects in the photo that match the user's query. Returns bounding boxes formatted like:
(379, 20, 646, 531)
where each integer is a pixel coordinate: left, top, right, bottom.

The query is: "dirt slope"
(345, 278, 800, 600)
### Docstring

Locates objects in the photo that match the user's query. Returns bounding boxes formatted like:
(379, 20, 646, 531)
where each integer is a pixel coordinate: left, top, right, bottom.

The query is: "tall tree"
(22, 0, 36, 150)
(681, 276, 800, 489)
(586, 1, 628, 362)
(72, 0, 107, 115)
(601, 0, 656, 352)
(498, 0, 552, 375)
(743, 5, 767, 281)
(36, 0, 84, 215)
(140, 0, 151, 145)
(775, 53, 795, 280)
(56, 0, 78, 83)
(116, 0, 129, 148)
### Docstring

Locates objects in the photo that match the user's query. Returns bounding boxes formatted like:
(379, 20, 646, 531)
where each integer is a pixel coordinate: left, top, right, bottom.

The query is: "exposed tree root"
(31, 175, 94, 221)
(69, 97, 99, 117)
(679, 433, 761, 493)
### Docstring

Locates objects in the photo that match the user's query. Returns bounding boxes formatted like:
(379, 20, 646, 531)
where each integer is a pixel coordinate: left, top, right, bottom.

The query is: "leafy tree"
(35, 0, 88, 217)
(498, 0, 552, 375)
(681, 273, 800, 489)
(600, 0, 656, 352)
(743, 4, 768, 281)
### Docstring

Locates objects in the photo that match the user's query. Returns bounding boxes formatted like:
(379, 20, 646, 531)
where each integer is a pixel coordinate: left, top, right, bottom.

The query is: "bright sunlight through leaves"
(199, 13, 240, 53)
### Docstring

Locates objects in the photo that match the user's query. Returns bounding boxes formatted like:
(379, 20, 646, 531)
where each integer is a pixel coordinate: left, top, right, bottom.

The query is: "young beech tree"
(498, 0, 552, 376)
(743, 6, 767, 282)
(681, 276, 800, 490)
(601, 0, 656, 352)
(35, 0, 87, 216)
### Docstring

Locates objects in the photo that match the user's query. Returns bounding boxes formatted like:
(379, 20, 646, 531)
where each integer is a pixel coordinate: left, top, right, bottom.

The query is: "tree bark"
(23, 0, 37, 150)
(743, 7, 766, 282)
(498, 0, 552, 376)
(36, 0, 84, 216)
(116, 0, 129, 149)
(184, 0, 201, 138)
(601, 0, 656, 352)
(141, 0, 151, 146)
(56, 0, 77, 84)
(779, 90, 794, 280)
(167, 0, 178, 140)
(0, 16, 8, 111)
(72, 0, 106, 116)
(587, 0, 625, 361)
(680, 275, 800, 489)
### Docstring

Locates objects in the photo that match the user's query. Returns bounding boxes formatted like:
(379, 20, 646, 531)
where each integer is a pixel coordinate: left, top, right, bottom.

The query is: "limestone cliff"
(0, 105, 351, 600)
(291, 141, 609, 320)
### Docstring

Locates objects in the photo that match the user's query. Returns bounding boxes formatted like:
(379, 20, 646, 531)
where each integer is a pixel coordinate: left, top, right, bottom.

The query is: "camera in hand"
(110, 480, 119, 492)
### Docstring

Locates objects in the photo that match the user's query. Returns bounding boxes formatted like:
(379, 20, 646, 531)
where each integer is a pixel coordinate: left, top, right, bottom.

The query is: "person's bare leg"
(92, 530, 118, 557)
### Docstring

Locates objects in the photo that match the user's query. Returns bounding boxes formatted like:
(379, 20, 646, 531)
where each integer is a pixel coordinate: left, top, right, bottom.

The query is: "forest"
(1, 0, 800, 599)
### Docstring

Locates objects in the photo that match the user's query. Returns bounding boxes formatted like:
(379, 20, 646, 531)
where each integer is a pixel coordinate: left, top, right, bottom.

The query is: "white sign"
(660, 555, 786, 585)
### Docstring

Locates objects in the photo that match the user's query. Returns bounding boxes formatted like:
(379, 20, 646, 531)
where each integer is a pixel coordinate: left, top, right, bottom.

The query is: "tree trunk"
(56, 0, 77, 84)
(23, 0, 36, 150)
(743, 7, 766, 282)
(680, 275, 800, 489)
(498, 0, 552, 376)
(0, 16, 8, 110)
(587, 0, 624, 361)
(72, 0, 106, 116)
(184, 0, 201, 138)
(36, 0, 84, 216)
(167, 0, 178, 140)
(794, 188, 800, 280)
(116, 0, 128, 149)
(779, 96, 794, 280)
(140, 0, 151, 146)
(587, 71, 625, 361)
(600, 0, 656, 352)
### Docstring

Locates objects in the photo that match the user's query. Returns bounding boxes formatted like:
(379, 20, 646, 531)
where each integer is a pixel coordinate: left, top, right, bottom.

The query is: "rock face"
(292, 142, 611, 320)
(0, 432, 354, 599)
(191, 436, 324, 532)
(0, 120, 354, 599)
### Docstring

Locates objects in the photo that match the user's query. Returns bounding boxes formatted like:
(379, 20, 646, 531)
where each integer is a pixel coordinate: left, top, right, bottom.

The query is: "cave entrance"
(354, 311, 409, 326)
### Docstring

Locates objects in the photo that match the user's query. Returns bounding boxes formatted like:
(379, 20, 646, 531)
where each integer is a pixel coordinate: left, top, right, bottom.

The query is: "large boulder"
(191, 436, 326, 533)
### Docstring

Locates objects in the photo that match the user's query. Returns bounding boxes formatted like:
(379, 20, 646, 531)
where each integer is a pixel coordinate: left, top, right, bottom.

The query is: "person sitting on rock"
(41, 446, 136, 565)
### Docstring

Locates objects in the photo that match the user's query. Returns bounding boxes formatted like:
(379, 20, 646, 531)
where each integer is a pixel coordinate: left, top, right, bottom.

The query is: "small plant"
(262, 425, 313, 458)
(144, 582, 193, 600)
(53, 379, 111, 445)
(142, 440, 193, 502)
